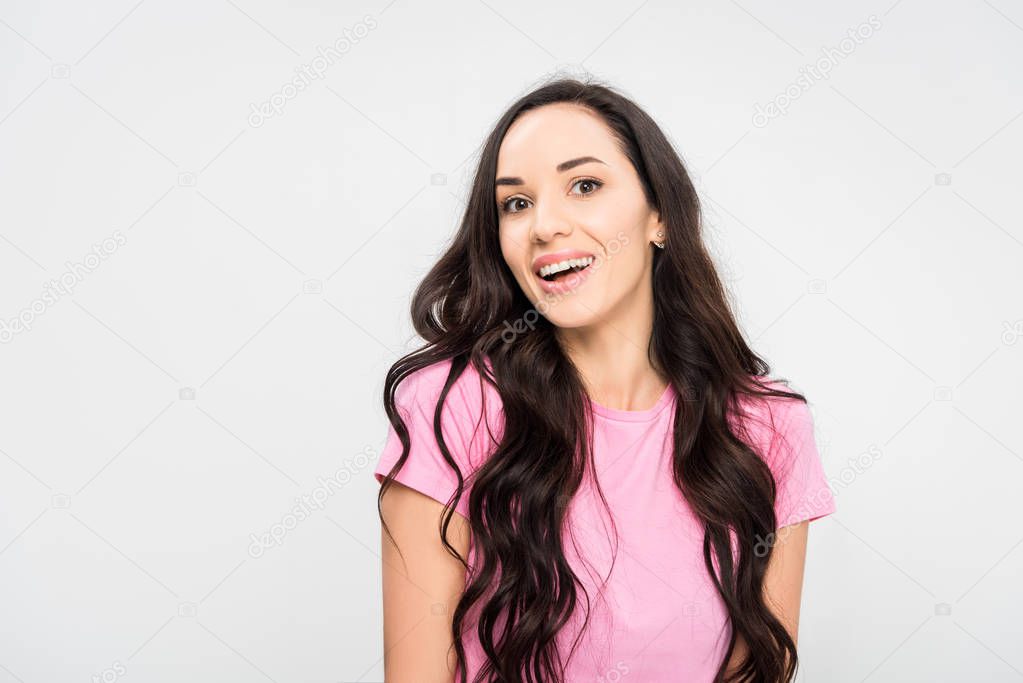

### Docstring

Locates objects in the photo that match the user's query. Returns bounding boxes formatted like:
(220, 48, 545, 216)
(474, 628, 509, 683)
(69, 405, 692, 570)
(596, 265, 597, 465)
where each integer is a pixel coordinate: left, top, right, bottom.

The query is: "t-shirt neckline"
(587, 382, 676, 422)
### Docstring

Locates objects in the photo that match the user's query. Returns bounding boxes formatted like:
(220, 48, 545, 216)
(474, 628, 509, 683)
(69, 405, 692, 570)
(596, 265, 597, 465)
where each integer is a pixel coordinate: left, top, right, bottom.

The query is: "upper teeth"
(539, 256, 594, 278)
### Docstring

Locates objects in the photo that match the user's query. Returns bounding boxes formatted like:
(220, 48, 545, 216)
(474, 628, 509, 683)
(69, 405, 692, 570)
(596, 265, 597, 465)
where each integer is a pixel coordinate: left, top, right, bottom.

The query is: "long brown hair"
(377, 76, 807, 682)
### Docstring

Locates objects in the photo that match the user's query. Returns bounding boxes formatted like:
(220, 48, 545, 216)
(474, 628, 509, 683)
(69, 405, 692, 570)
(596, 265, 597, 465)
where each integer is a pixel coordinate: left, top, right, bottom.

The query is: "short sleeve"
(374, 364, 483, 519)
(762, 395, 836, 529)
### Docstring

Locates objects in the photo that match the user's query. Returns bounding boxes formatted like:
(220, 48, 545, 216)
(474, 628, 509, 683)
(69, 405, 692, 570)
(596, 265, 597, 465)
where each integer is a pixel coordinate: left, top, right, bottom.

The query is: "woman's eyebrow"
(495, 156, 607, 186)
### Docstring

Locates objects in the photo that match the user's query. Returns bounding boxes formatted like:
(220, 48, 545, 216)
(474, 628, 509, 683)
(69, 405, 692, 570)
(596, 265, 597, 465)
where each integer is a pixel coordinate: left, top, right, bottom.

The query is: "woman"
(374, 77, 835, 682)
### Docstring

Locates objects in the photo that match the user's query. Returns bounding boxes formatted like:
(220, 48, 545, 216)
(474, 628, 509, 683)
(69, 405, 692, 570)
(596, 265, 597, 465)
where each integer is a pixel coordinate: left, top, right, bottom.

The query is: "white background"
(1, 0, 1021, 681)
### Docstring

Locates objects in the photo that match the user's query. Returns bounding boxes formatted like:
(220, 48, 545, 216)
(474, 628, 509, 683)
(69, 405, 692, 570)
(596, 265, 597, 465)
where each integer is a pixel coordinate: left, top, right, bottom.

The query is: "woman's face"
(495, 102, 662, 330)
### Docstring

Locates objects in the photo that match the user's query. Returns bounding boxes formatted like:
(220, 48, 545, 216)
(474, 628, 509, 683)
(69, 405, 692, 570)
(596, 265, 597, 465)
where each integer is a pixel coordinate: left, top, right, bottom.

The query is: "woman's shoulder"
(732, 374, 808, 416)
(732, 376, 835, 526)
(394, 356, 505, 456)
(398, 356, 500, 410)
(730, 376, 814, 452)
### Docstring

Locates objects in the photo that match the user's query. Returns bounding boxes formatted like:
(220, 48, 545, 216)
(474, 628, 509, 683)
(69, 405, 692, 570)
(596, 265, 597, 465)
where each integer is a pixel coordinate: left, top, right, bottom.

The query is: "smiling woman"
(375, 77, 834, 683)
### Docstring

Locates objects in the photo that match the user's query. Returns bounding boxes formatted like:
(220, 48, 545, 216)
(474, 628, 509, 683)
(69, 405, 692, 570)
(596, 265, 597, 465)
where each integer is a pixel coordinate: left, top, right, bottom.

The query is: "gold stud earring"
(654, 230, 665, 249)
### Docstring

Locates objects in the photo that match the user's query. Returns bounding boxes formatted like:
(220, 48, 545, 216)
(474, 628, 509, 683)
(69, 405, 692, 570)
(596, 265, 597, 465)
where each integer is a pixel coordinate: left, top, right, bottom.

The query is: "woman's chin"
(538, 299, 605, 330)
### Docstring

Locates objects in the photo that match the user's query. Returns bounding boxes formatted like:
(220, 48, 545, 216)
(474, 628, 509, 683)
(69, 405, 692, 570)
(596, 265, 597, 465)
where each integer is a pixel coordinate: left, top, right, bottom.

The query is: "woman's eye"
(500, 197, 530, 214)
(499, 179, 602, 214)
(571, 178, 603, 195)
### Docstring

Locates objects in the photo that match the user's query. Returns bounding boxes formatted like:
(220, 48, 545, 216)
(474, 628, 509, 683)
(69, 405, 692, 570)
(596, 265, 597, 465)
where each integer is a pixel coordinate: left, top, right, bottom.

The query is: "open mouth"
(536, 256, 595, 282)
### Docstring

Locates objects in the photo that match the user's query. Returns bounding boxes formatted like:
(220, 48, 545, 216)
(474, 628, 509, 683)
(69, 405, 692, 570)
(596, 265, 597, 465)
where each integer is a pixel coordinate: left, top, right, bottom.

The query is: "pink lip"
(531, 249, 597, 296)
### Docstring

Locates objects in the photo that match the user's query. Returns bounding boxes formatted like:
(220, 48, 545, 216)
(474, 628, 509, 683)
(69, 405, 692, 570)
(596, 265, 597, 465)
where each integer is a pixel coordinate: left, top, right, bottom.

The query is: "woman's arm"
(380, 480, 472, 683)
(724, 520, 809, 676)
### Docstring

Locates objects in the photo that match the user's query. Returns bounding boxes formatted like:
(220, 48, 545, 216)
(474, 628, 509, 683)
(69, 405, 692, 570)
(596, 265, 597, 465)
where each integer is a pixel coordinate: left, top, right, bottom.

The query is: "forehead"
(496, 103, 620, 174)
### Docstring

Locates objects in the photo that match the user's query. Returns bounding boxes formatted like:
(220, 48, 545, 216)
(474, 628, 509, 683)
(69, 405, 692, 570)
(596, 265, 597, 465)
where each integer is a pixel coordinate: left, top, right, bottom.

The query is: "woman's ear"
(649, 214, 666, 247)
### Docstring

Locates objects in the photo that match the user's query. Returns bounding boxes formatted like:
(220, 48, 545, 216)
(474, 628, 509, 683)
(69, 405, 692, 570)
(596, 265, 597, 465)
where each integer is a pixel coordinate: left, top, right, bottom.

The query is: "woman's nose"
(529, 199, 574, 243)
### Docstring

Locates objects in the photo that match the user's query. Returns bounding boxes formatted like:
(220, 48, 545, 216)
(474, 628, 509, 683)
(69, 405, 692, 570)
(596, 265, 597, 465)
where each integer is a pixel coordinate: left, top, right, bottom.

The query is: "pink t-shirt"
(375, 358, 835, 681)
